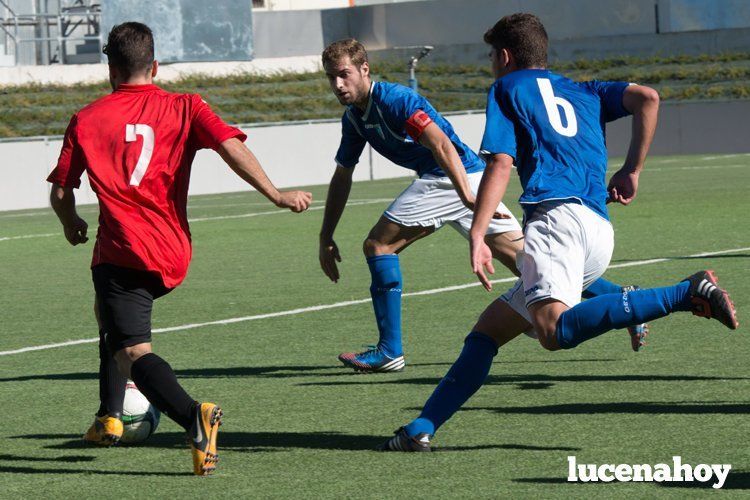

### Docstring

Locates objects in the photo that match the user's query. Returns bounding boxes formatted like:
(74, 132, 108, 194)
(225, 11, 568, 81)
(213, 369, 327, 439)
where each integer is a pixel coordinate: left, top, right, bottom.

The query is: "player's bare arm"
(468, 153, 514, 291)
(417, 123, 474, 206)
(319, 165, 354, 282)
(608, 84, 660, 205)
(418, 123, 511, 219)
(217, 137, 312, 212)
(50, 183, 88, 246)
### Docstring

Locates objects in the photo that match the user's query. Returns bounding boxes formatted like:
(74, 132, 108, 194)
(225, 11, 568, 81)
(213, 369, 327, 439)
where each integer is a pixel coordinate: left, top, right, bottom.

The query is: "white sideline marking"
(1, 246, 747, 357)
(189, 197, 389, 210)
(605, 163, 748, 173)
(188, 198, 392, 222)
(0, 198, 394, 241)
(700, 154, 750, 161)
(0, 233, 56, 242)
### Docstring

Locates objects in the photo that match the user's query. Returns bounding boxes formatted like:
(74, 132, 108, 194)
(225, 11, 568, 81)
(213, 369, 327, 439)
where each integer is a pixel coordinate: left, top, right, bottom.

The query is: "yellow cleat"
(83, 414, 123, 446)
(189, 403, 222, 476)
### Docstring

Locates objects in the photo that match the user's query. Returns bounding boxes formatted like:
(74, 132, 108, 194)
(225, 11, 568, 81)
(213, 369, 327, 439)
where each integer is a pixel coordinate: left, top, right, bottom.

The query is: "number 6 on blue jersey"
(537, 78, 578, 137)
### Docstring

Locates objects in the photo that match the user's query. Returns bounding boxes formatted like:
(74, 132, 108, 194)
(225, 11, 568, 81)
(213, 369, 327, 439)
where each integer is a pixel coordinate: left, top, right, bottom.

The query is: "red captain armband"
(405, 110, 433, 140)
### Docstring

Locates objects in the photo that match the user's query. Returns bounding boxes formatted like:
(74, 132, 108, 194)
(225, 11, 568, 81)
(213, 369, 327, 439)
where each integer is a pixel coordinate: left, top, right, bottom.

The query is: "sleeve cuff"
(211, 128, 248, 150)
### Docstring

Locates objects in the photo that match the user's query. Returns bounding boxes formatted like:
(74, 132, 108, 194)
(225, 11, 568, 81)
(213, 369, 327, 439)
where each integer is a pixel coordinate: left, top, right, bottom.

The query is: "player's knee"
(537, 332, 561, 351)
(363, 237, 388, 257)
(122, 343, 152, 362)
(534, 324, 561, 351)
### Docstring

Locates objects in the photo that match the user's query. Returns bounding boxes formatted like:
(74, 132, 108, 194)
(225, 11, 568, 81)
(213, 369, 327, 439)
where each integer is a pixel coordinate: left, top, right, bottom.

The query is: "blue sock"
(404, 332, 497, 437)
(581, 277, 622, 299)
(367, 254, 403, 358)
(557, 281, 692, 349)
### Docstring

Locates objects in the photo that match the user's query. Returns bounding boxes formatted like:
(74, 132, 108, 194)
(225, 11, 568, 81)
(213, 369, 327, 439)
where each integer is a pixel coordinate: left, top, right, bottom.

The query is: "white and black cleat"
(377, 427, 432, 452)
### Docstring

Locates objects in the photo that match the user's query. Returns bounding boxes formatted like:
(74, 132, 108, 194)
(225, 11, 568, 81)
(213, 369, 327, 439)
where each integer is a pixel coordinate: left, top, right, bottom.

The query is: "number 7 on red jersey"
(125, 124, 154, 186)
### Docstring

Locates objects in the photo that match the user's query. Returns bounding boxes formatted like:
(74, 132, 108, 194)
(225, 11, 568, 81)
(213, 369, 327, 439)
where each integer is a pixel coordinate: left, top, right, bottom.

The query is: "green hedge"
(1, 52, 749, 138)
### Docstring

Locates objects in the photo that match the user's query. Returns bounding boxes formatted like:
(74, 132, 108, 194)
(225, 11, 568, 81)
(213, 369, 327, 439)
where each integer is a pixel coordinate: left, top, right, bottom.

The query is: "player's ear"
(360, 61, 370, 78)
(151, 60, 158, 79)
(500, 48, 513, 69)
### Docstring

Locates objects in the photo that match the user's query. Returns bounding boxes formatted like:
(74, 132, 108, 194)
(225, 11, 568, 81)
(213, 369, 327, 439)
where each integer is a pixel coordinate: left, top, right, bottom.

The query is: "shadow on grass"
(514, 471, 750, 490)
(659, 471, 750, 490)
(458, 401, 750, 415)
(413, 359, 622, 367)
(298, 373, 748, 388)
(440, 443, 580, 452)
(0, 465, 191, 476)
(11, 432, 568, 454)
(0, 454, 95, 463)
(0, 358, 627, 384)
(0, 364, 346, 383)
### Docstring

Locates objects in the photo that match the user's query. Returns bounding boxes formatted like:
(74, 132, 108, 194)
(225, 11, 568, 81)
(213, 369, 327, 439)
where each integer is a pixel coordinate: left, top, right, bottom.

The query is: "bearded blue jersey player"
(379, 13, 738, 451)
(319, 39, 649, 373)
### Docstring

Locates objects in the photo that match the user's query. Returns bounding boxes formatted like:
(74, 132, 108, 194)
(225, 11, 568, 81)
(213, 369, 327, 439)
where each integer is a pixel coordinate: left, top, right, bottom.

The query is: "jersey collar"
(115, 83, 161, 93)
(361, 81, 375, 120)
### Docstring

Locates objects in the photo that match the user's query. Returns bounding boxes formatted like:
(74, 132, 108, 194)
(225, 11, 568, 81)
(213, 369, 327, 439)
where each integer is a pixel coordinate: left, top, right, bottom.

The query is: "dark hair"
(483, 13, 548, 68)
(103, 22, 154, 76)
(322, 38, 368, 68)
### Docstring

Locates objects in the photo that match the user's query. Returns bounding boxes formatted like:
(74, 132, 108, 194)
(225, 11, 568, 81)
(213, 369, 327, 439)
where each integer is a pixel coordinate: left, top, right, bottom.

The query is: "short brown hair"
(484, 13, 548, 69)
(322, 38, 368, 68)
(103, 22, 154, 76)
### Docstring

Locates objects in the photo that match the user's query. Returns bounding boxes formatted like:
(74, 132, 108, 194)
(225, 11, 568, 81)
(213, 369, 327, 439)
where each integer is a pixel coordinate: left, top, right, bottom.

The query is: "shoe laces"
(355, 345, 381, 361)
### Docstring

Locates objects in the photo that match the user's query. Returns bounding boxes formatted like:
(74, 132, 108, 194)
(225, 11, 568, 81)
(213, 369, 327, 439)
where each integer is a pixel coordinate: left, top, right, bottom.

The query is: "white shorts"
(383, 172, 521, 237)
(501, 201, 614, 323)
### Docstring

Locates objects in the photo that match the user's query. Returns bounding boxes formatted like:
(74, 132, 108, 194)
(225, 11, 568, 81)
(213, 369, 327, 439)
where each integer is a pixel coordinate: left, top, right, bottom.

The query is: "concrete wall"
(2, 99, 749, 212)
(658, 0, 750, 32)
(369, 27, 750, 65)
(0, 119, 407, 212)
(253, 0, 750, 60)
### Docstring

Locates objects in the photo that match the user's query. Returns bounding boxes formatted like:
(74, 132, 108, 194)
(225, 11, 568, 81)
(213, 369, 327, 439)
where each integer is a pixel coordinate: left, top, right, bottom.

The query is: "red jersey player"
(47, 22, 312, 476)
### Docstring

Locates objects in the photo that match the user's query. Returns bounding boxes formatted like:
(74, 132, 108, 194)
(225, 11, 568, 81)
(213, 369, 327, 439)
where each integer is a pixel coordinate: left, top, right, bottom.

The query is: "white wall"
(255, 0, 350, 10)
(0, 119, 408, 212)
(4, 100, 750, 213)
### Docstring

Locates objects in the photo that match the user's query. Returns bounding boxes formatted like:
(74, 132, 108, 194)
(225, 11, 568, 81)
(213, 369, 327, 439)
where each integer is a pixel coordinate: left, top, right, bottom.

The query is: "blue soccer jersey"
(335, 81, 485, 178)
(479, 69, 631, 220)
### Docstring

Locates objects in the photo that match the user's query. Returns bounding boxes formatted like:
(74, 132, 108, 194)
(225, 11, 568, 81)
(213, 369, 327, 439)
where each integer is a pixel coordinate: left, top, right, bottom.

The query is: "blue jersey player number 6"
(537, 78, 578, 137)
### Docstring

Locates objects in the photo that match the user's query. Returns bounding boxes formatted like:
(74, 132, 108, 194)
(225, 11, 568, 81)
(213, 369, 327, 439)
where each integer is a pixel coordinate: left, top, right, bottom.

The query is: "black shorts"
(92, 264, 172, 353)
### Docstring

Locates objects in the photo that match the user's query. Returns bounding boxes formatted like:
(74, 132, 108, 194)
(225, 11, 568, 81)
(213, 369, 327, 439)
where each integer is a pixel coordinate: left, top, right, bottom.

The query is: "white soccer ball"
(121, 381, 160, 444)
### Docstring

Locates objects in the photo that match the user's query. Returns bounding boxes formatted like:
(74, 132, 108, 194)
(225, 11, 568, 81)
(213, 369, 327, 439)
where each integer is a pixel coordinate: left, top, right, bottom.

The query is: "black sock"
(131, 353, 197, 431)
(97, 329, 127, 418)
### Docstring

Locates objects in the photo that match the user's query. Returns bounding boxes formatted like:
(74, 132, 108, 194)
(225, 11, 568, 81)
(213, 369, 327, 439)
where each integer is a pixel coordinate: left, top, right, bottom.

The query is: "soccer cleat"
(338, 347, 405, 373)
(377, 427, 432, 452)
(189, 402, 223, 476)
(683, 270, 739, 330)
(83, 414, 123, 446)
(622, 285, 650, 351)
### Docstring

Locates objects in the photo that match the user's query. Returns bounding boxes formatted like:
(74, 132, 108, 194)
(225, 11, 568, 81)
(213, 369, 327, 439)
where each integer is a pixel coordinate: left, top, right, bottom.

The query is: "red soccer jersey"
(47, 83, 246, 288)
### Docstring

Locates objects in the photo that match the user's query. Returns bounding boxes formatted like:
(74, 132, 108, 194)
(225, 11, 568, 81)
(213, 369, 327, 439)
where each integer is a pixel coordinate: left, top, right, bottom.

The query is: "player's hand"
(607, 169, 640, 205)
(319, 239, 342, 282)
(63, 216, 89, 246)
(470, 235, 495, 292)
(276, 190, 313, 212)
(462, 194, 511, 219)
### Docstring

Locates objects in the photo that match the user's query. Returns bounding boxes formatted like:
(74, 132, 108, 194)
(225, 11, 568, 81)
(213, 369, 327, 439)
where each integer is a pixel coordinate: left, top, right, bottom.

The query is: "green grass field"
(0, 153, 748, 497)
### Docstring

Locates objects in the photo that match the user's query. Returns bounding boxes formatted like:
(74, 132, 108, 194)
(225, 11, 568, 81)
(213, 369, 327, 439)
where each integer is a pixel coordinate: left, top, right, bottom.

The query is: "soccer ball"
(121, 381, 160, 444)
